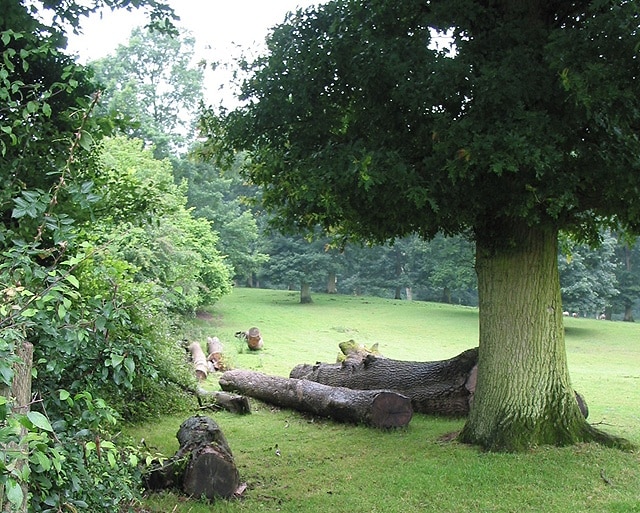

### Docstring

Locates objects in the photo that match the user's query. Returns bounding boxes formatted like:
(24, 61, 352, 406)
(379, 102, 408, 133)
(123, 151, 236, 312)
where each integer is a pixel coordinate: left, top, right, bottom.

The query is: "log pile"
(290, 345, 479, 416)
(144, 415, 242, 500)
(219, 369, 412, 428)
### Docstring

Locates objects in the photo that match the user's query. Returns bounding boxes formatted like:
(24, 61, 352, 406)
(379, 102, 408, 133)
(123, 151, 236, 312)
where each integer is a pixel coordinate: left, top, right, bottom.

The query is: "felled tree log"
(189, 342, 208, 380)
(206, 336, 225, 371)
(290, 347, 479, 416)
(144, 415, 240, 500)
(196, 388, 251, 415)
(219, 369, 412, 428)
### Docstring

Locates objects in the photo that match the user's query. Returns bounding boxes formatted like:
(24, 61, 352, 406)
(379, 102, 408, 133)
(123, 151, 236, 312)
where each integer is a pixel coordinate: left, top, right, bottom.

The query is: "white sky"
(66, 0, 323, 106)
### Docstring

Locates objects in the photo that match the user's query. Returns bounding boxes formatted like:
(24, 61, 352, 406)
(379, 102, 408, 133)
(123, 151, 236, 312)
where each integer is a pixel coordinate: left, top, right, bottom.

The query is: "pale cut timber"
(206, 336, 224, 371)
(189, 342, 208, 380)
(219, 369, 412, 428)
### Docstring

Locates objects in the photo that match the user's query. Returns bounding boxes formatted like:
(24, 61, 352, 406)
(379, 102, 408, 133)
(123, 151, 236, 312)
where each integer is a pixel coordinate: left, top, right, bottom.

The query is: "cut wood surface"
(189, 342, 208, 380)
(206, 336, 225, 371)
(219, 369, 412, 428)
(290, 346, 479, 416)
(144, 415, 241, 500)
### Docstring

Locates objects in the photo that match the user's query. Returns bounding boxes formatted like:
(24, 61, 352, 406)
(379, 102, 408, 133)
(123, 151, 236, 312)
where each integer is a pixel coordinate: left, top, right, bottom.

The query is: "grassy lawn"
(130, 288, 640, 513)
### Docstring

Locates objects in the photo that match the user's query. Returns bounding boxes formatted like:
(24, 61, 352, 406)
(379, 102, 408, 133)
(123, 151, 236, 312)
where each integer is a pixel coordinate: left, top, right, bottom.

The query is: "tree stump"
(236, 327, 263, 350)
(219, 369, 412, 428)
(144, 415, 240, 501)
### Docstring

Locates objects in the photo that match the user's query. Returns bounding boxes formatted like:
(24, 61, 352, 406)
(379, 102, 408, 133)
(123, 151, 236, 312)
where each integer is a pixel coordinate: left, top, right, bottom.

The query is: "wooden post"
(1, 342, 33, 513)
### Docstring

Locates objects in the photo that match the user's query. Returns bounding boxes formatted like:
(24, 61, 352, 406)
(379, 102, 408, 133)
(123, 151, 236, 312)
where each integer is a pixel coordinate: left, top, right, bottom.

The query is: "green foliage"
(0, 2, 232, 511)
(90, 26, 205, 157)
(207, 1, 640, 245)
(97, 136, 233, 314)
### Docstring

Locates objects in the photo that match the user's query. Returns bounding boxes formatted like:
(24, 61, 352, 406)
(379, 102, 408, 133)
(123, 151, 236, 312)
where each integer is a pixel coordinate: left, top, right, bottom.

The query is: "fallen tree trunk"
(290, 347, 479, 416)
(189, 342, 208, 381)
(196, 388, 251, 415)
(219, 369, 412, 429)
(206, 336, 225, 371)
(144, 415, 241, 500)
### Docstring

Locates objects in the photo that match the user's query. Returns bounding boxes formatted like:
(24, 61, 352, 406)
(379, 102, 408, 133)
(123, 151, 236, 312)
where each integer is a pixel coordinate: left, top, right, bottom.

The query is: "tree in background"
(173, 156, 268, 285)
(612, 236, 640, 322)
(259, 233, 334, 303)
(208, 0, 640, 450)
(91, 26, 203, 157)
(558, 232, 619, 318)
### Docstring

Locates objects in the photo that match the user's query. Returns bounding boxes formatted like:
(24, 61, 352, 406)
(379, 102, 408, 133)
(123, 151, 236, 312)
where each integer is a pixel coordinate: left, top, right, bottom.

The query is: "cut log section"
(196, 388, 251, 415)
(235, 327, 263, 350)
(219, 369, 412, 429)
(189, 342, 208, 380)
(206, 336, 225, 371)
(290, 347, 479, 416)
(144, 415, 241, 500)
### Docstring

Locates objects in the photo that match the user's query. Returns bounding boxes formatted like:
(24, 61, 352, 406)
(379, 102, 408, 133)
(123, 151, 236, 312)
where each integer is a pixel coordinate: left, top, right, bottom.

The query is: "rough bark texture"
(219, 369, 413, 428)
(144, 416, 240, 500)
(290, 347, 479, 416)
(459, 225, 615, 451)
(1, 342, 33, 513)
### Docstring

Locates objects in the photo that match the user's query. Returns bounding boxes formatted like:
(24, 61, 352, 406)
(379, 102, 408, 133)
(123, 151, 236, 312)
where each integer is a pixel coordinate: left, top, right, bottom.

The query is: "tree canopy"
(206, 0, 640, 451)
(209, 0, 640, 246)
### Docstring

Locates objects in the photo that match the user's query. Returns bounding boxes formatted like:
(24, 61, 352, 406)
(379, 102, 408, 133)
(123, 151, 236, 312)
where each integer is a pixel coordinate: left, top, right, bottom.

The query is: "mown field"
(130, 288, 640, 513)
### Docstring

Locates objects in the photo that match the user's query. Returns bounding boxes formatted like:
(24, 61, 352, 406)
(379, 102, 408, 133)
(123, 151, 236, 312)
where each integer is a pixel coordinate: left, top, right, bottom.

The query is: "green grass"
(130, 288, 640, 513)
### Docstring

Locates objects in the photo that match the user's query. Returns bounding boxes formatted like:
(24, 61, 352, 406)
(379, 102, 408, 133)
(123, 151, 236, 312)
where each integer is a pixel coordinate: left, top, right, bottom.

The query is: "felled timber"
(144, 415, 241, 500)
(290, 347, 479, 416)
(189, 342, 208, 380)
(196, 388, 251, 415)
(206, 336, 225, 371)
(219, 369, 412, 428)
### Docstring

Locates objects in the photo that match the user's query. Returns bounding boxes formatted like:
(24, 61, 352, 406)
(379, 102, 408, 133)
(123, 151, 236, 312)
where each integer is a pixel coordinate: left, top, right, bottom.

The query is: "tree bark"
(291, 347, 478, 416)
(300, 281, 313, 304)
(144, 416, 240, 500)
(327, 271, 338, 294)
(459, 224, 622, 451)
(219, 369, 413, 428)
(1, 342, 33, 513)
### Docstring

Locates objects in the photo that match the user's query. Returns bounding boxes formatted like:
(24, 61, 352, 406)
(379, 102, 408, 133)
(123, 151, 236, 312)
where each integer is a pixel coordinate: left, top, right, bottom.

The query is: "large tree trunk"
(300, 281, 313, 304)
(327, 271, 338, 294)
(291, 346, 478, 416)
(459, 224, 619, 451)
(219, 369, 413, 428)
